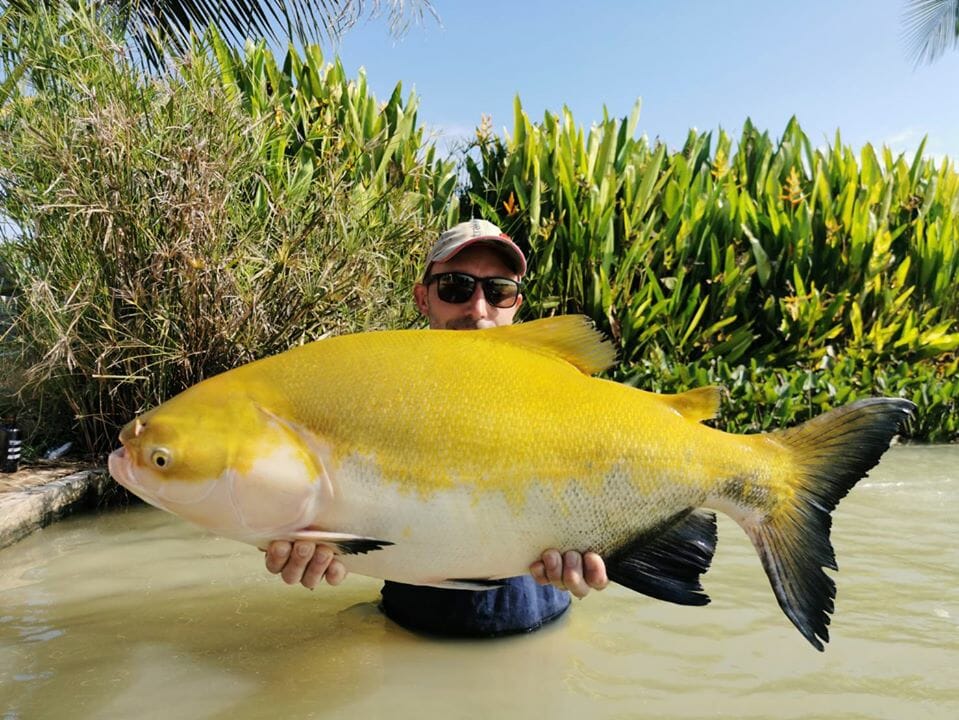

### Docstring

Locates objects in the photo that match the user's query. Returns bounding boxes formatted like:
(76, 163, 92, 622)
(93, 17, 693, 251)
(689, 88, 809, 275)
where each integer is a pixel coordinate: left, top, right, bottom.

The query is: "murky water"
(1, 445, 957, 719)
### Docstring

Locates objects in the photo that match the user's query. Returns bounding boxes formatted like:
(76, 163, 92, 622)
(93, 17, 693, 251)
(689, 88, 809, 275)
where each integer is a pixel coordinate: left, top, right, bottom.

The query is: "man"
(265, 219, 608, 635)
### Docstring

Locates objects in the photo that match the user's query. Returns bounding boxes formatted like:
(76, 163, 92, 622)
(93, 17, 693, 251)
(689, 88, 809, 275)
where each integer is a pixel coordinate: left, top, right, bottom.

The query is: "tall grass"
(0, 8, 457, 454)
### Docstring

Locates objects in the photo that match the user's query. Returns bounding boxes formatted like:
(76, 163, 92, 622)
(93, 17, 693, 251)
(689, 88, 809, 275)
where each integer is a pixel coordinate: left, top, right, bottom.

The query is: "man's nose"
(462, 284, 489, 316)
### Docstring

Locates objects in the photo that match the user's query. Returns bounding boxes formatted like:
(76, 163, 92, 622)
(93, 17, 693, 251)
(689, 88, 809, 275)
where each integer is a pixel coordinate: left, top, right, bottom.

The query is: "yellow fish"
(108, 315, 914, 650)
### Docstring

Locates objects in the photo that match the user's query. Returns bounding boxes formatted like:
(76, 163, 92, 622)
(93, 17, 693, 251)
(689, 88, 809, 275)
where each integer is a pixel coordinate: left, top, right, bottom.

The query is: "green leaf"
(742, 224, 771, 287)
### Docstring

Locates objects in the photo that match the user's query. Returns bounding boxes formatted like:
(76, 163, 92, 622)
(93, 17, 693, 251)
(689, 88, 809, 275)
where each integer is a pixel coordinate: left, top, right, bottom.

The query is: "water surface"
(1, 445, 957, 719)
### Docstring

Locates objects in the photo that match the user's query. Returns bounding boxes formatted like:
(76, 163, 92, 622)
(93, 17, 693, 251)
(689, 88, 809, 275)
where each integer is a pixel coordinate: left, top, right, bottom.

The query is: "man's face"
(414, 244, 523, 329)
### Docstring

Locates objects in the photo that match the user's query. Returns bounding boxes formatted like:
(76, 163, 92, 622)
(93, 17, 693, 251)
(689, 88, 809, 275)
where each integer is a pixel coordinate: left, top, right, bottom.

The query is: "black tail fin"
(744, 397, 915, 650)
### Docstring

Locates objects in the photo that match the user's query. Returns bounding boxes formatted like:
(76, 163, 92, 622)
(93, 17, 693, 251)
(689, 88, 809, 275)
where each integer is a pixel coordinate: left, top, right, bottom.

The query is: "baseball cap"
(424, 219, 527, 278)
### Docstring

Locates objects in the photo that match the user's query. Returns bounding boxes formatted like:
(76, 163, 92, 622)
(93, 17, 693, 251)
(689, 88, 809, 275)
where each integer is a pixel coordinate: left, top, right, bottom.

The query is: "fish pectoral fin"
(287, 529, 394, 555)
(425, 578, 504, 591)
(605, 508, 718, 606)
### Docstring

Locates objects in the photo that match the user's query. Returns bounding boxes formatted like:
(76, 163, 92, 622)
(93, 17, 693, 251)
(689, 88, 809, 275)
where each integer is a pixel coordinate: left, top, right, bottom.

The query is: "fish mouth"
(108, 447, 140, 491)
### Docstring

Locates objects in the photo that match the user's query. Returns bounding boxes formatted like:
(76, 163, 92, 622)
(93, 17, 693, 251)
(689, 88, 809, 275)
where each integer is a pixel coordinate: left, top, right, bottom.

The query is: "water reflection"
(1, 445, 957, 719)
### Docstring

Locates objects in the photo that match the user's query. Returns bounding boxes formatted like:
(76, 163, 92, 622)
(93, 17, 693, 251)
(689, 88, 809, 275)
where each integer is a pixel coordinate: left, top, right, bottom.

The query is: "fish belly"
(316, 457, 697, 585)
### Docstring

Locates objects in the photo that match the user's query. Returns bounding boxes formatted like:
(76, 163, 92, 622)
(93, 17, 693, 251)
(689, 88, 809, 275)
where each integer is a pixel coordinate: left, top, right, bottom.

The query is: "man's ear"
(413, 283, 430, 317)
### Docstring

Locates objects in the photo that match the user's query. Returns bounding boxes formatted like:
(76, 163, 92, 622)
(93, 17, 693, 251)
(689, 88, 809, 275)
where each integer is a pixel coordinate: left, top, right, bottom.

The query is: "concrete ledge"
(0, 468, 133, 549)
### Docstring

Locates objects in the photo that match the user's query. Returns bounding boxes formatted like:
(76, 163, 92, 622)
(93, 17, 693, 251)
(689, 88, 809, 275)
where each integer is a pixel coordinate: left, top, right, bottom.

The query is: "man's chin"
(446, 319, 497, 330)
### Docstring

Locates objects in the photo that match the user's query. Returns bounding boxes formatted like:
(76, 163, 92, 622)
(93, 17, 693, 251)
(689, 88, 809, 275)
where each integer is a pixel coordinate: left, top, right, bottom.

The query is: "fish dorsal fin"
(660, 386, 722, 422)
(486, 315, 617, 375)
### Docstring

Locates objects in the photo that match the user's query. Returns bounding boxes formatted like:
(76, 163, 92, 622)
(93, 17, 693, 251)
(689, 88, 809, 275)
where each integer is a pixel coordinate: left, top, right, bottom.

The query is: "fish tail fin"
(745, 397, 915, 650)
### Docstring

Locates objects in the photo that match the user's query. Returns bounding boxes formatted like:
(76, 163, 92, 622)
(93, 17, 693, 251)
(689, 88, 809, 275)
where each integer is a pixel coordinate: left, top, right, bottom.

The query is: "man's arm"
(265, 541, 609, 596)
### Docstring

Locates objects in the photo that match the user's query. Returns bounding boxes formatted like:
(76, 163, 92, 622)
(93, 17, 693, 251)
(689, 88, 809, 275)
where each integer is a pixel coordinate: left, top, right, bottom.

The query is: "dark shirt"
(380, 576, 571, 637)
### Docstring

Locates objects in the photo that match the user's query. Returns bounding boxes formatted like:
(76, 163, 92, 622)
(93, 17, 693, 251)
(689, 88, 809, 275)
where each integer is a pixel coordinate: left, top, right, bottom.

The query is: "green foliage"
(461, 100, 959, 439)
(0, 8, 456, 455)
(623, 353, 959, 443)
(3, 9, 958, 456)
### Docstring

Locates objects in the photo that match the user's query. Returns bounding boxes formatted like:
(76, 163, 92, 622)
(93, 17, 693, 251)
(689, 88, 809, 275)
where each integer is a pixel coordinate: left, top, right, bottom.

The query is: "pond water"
(1, 445, 957, 719)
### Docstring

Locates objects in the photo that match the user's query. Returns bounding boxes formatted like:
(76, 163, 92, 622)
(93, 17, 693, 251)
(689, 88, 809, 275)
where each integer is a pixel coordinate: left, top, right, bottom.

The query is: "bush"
(0, 9, 457, 456)
(460, 100, 959, 439)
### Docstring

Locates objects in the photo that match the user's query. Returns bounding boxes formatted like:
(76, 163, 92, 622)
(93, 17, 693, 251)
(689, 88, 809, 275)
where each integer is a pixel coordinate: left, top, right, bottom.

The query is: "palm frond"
(1, 1, 437, 68)
(903, 0, 959, 65)
(133, 0, 436, 66)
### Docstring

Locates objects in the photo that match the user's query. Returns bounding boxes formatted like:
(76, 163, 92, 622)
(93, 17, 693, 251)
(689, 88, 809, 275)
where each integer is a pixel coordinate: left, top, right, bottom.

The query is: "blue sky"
(316, 0, 959, 161)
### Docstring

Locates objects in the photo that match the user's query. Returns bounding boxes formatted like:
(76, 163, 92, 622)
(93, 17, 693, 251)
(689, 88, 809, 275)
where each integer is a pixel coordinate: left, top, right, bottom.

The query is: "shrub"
(0, 9, 457, 455)
(460, 100, 959, 438)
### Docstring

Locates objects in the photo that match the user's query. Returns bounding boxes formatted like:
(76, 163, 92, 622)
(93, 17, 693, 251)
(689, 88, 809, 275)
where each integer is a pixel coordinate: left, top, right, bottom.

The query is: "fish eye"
(150, 448, 172, 469)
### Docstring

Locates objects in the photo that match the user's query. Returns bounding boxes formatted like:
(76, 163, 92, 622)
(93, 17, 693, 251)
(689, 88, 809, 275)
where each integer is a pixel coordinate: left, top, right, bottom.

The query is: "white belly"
(316, 457, 669, 585)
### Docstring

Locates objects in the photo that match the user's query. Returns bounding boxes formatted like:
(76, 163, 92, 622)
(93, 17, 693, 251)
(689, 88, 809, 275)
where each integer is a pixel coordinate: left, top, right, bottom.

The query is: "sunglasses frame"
(424, 271, 523, 309)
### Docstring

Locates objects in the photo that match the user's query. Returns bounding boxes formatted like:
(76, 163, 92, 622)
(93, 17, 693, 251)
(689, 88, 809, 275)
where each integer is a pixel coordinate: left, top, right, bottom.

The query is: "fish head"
(107, 390, 333, 546)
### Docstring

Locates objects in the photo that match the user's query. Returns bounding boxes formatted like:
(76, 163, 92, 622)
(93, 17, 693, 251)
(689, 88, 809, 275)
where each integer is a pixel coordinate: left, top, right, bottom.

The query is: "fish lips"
(108, 446, 139, 492)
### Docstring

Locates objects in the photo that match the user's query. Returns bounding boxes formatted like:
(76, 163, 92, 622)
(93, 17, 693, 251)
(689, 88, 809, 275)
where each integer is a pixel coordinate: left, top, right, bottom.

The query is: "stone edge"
(0, 469, 134, 550)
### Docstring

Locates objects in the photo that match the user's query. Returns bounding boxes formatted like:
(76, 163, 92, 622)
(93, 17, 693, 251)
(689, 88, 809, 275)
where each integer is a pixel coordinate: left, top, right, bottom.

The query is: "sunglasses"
(424, 272, 522, 308)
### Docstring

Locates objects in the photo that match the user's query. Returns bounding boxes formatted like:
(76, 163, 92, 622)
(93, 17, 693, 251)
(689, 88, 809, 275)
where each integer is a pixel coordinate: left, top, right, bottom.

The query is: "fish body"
(108, 315, 914, 649)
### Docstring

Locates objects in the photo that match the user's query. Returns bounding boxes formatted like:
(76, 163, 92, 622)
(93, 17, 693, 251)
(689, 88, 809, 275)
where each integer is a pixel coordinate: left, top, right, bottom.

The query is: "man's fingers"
(301, 547, 335, 589)
(562, 550, 589, 598)
(280, 540, 316, 585)
(535, 549, 604, 596)
(529, 559, 547, 585)
(541, 548, 564, 587)
(324, 558, 348, 586)
(265, 540, 292, 574)
(583, 552, 609, 591)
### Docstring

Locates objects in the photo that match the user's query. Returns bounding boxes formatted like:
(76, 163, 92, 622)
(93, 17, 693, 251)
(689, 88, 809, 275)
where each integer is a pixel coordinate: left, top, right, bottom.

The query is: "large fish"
(108, 315, 914, 650)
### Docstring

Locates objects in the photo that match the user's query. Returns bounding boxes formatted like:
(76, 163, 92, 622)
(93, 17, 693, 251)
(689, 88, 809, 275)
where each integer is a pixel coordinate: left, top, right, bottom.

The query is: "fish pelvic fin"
(486, 315, 617, 375)
(747, 397, 915, 651)
(605, 509, 718, 606)
(288, 530, 394, 555)
(431, 578, 504, 591)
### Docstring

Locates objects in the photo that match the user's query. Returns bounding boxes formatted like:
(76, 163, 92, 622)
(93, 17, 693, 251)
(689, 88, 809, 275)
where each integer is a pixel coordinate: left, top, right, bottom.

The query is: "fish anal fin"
(605, 509, 718, 606)
(485, 315, 617, 375)
(288, 529, 394, 555)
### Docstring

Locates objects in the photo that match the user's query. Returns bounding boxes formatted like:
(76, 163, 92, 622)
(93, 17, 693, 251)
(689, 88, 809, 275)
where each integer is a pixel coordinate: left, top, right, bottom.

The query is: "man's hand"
(264, 541, 347, 589)
(529, 550, 609, 599)
(264, 541, 607, 597)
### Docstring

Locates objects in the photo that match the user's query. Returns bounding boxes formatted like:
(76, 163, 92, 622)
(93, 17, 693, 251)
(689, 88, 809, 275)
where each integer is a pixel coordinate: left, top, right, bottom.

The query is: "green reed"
(0, 9, 456, 454)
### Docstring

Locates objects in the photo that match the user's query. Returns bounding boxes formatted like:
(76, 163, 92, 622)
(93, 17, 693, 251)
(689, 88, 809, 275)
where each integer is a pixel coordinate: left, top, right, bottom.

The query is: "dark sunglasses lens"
(436, 273, 477, 303)
(482, 278, 519, 308)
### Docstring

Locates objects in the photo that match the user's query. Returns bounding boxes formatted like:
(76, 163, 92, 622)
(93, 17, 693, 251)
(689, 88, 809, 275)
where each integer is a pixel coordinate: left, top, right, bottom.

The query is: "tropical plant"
(461, 99, 959, 439)
(904, 0, 959, 64)
(0, 8, 456, 454)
